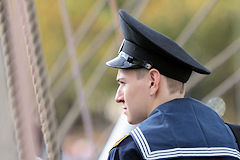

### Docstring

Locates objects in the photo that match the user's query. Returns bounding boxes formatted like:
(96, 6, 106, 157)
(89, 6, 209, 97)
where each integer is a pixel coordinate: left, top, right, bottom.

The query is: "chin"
(127, 119, 140, 125)
(127, 116, 147, 125)
(128, 121, 136, 125)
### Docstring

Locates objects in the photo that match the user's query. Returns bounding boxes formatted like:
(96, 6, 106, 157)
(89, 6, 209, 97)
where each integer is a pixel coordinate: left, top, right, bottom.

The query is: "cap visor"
(106, 55, 139, 69)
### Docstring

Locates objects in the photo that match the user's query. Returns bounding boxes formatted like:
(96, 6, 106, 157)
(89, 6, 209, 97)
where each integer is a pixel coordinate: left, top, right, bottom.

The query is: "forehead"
(116, 69, 136, 79)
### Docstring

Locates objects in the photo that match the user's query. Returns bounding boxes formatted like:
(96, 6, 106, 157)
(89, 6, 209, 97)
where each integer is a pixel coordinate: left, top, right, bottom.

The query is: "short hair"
(164, 76, 185, 94)
(135, 68, 148, 79)
(135, 68, 185, 94)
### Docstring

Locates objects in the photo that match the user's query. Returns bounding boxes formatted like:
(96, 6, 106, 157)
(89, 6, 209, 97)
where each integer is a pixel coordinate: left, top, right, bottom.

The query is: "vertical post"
(0, 0, 37, 159)
(0, 39, 17, 160)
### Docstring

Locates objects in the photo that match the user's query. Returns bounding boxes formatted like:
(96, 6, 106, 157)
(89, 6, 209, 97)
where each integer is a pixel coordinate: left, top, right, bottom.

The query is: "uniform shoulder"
(108, 134, 143, 160)
(110, 134, 130, 151)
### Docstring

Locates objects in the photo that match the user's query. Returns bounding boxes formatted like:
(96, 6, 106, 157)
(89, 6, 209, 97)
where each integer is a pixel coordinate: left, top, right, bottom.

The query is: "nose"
(115, 86, 124, 103)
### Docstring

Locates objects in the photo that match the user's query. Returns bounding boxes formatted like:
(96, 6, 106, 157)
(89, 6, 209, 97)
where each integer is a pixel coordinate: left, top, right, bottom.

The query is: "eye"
(118, 80, 126, 85)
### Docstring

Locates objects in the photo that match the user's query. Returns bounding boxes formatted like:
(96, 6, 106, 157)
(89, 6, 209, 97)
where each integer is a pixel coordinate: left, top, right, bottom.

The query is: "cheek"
(124, 85, 138, 101)
(125, 82, 149, 105)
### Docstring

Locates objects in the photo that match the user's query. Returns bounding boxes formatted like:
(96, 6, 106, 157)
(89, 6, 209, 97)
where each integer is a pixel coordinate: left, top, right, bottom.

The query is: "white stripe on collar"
(131, 127, 240, 160)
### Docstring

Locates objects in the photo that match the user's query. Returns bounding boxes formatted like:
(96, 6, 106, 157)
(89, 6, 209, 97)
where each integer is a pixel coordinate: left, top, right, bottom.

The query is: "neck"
(148, 91, 185, 117)
(161, 93, 184, 104)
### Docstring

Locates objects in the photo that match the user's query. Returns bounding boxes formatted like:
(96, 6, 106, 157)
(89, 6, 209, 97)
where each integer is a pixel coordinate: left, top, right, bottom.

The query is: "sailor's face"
(115, 69, 150, 124)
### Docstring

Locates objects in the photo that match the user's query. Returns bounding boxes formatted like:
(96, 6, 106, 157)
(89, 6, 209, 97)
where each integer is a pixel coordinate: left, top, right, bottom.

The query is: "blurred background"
(1, 0, 240, 159)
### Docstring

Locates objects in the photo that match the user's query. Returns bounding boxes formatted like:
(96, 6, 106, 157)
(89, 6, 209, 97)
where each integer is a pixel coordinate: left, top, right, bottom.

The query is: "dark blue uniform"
(108, 98, 240, 160)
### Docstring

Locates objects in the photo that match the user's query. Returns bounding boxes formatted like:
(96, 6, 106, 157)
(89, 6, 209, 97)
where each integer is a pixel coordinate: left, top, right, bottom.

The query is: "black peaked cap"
(106, 9, 210, 83)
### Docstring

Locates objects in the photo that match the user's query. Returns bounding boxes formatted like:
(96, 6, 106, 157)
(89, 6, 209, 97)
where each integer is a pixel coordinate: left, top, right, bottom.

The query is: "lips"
(122, 105, 127, 114)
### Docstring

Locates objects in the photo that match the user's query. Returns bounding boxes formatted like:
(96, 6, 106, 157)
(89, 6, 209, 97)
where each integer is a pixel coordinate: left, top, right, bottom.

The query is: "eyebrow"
(116, 77, 125, 82)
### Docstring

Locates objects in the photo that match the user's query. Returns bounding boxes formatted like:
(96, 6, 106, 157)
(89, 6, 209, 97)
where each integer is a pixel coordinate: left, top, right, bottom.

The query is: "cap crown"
(106, 10, 210, 83)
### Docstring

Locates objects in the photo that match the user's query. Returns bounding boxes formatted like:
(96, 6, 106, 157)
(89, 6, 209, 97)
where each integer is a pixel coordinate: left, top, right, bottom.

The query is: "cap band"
(120, 39, 192, 83)
(119, 51, 152, 70)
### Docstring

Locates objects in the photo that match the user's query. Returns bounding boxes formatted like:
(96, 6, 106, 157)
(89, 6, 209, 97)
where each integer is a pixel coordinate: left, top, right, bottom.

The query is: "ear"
(148, 69, 161, 96)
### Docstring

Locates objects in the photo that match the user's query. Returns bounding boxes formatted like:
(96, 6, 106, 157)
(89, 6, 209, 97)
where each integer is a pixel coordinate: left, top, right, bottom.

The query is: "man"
(106, 10, 240, 160)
